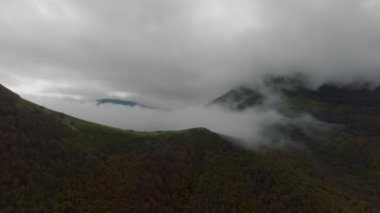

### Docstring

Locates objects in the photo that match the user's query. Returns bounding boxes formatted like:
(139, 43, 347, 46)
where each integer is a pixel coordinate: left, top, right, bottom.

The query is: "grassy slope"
(0, 84, 379, 212)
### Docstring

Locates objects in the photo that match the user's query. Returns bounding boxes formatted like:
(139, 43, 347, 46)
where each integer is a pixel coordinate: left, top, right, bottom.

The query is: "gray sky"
(1, 0, 380, 107)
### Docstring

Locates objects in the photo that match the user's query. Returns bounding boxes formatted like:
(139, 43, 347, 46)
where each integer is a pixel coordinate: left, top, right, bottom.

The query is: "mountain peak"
(209, 86, 264, 111)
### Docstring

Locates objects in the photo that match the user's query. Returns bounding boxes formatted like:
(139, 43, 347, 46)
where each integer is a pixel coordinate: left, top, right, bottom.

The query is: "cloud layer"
(32, 95, 288, 147)
(1, 0, 380, 107)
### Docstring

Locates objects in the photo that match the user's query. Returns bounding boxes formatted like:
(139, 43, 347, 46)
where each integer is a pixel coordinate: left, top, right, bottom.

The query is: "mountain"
(1, 83, 380, 212)
(96, 98, 155, 109)
(209, 86, 264, 110)
(209, 75, 308, 111)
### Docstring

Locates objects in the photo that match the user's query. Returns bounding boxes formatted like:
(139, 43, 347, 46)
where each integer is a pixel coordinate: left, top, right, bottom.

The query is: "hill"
(0, 83, 379, 212)
(96, 98, 155, 109)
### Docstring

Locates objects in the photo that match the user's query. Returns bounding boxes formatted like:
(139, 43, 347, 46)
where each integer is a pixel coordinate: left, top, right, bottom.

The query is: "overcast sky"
(1, 0, 380, 107)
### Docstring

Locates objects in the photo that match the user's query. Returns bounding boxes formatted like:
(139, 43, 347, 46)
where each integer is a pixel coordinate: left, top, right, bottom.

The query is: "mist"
(25, 82, 331, 148)
(27, 94, 291, 146)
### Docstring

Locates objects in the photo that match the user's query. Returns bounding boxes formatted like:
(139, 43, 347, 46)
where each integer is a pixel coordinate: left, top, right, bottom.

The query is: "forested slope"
(0, 84, 379, 212)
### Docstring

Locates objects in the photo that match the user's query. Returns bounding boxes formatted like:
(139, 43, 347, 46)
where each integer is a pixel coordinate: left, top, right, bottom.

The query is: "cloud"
(1, 0, 380, 106)
(29, 94, 288, 146)
(1, 0, 375, 147)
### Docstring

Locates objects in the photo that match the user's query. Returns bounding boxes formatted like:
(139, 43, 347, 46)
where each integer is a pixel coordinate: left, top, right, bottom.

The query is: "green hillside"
(0, 84, 379, 212)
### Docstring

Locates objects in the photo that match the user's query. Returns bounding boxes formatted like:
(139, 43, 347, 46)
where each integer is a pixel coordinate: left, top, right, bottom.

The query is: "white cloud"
(29, 95, 286, 146)
(7, 75, 83, 100)
(191, 0, 262, 39)
(1, 0, 380, 107)
(107, 91, 139, 99)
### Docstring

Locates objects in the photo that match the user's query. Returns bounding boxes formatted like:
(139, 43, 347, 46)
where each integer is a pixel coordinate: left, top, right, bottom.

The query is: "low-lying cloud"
(28, 89, 330, 148)
(30, 95, 290, 146)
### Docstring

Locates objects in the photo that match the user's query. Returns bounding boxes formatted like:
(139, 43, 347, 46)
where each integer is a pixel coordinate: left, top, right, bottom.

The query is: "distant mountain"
(210, 74, 379, 112)
(263, 74, 308, 91)
(209, 86, 264, 111)
(209, 75, 308, 111)
(96, 98, 155, 109)
(1, 83, 380, 212)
